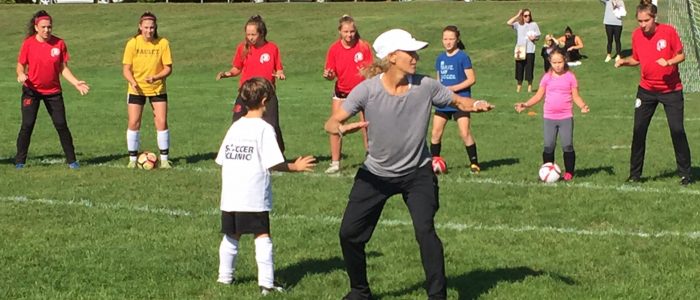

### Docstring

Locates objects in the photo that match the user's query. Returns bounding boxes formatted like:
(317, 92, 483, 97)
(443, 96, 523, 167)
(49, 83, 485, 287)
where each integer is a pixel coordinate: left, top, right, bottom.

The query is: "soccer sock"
(542, 151, 555, 164)
(466, 144, 478, 165)
(254, 236, 274, 288)
(430, 143, 442, 157)
(157, 130, 170, 161)
(563, 151, 576, 174)
(330, 160, 340, 167)
(218, 234, 239, 283)
(127, 129, 140, 160)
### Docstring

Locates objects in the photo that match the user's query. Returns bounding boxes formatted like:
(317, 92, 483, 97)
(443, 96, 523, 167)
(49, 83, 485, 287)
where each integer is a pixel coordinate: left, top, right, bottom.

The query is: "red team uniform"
(324, 40, 373, 97)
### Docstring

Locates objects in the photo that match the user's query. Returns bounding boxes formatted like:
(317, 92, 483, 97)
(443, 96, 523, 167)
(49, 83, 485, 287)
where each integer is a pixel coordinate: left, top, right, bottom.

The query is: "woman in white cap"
(324, 29, 494, 300)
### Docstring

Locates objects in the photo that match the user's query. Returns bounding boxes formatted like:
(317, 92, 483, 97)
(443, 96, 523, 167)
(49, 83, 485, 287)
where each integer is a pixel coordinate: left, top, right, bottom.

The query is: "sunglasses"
(523, 14, 531, 17)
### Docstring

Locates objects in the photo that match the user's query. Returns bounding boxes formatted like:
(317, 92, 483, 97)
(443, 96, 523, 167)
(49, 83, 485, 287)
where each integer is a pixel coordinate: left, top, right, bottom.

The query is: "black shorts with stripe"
(128, 94, 168, 105)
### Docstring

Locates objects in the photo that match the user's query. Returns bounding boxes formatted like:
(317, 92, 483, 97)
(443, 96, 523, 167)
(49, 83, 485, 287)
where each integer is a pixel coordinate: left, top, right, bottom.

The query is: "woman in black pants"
(602, 0, 625, 62)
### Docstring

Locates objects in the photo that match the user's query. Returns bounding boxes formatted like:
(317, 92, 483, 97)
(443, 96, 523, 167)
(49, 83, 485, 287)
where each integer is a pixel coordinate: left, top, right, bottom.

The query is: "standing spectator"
(507, 8, 541, 93)
(15, 10, 90, 170)
(602, 0, 626, 62)
(122, 11, 174, 169)
(217, 15, 286, 153)
(615, 0, 692, 185)
(324, 29, 493, 300)
(431, 25, 481, 174)
(322, 14, 373, 174)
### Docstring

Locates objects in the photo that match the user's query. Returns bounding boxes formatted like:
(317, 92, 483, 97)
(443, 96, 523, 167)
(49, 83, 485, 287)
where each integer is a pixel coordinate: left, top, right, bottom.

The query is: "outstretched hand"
(472, 100, 495, 112)
(580, 105, 590, 114)
(340, 121, 369, 135)
(292, 156, 316, 172)
(74, 81, 90, 96)
(514, 102, 527, 113)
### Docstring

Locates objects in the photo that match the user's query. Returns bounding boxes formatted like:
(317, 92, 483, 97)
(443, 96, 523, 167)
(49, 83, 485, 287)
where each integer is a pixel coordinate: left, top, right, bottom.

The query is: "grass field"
(1, 1, 700, 299)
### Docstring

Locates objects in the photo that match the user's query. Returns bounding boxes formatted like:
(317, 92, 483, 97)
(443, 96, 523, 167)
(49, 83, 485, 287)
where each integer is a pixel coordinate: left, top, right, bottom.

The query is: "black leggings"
(605, 24, 623, 56)
(515, 53, 536, 84)
(16, 86, 76, 164)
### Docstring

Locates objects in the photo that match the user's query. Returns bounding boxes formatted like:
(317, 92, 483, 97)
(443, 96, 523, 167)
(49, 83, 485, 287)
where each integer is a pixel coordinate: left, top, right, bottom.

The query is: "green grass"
(2, 1, 700, 299)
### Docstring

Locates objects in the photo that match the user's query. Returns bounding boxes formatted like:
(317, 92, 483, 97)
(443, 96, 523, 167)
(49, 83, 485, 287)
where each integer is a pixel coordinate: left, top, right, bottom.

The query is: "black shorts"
(221, 211, 270, 236)
(127, 94, 168, 105)
(435, 110, 470, 120)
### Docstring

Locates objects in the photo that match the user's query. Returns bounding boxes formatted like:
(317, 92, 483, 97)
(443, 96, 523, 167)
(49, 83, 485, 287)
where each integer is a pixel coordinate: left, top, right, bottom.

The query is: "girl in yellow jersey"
(122, 11, 173, 168)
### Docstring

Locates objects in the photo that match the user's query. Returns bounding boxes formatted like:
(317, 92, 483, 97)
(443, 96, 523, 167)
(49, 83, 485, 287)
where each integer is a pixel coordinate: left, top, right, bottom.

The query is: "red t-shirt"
(324, 39, 373, 94)
(232, 41, 283, 87)
(18, 35, 70, 95)
(631, 23, 683, 93)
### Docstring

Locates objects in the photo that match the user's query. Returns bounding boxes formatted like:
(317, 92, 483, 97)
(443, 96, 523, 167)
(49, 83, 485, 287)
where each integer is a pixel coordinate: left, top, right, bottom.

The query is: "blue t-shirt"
(434, 50, 472, 112)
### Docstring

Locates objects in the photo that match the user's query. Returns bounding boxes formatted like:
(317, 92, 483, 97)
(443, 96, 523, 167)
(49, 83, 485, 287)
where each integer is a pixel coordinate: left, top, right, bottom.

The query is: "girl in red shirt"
(216, 15, 285, 153)
(615, 0, 692, 185)
(15, 10, 90, 169)
(322, 15, 373, 174)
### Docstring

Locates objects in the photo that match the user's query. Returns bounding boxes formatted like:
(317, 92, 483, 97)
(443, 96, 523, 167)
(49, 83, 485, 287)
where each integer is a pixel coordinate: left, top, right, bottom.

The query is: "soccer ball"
(538, 162, 561, 183)
(432, 156, 448, 175)
(137, 151, 158, 170)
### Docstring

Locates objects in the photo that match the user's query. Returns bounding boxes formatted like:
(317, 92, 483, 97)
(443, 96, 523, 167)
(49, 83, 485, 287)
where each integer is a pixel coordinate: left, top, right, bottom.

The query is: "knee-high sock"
(255, 236, 274, 288)
(127, 129, 140, 160)
(157, 130, 169, 160)
(218, 235, 238, 283)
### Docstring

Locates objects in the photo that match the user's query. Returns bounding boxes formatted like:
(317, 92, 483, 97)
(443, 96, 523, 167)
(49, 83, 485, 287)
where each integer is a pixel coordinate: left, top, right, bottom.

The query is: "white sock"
(218, 235, 238, 283)
(157, 130, 169, 161)
(255, 236, 274, 288)
(127, 129, 140, 160)
(331, 160, 340, 167)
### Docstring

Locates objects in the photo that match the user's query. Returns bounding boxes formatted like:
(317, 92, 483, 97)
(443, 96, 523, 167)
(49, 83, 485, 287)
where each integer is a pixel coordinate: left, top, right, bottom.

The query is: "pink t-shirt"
(540, 71, 578, 120)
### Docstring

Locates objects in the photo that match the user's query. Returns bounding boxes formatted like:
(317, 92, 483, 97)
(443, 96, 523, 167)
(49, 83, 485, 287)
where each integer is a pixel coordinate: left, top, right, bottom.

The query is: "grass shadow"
(1, 156, 14, 165)
(648, 166, 700, 181)
(379, 266, 575, 300)
(82, 153, 123, 165)
(314, 154, 348, 164)
(176, 152, 217, 164)
(479, 158, 519, 170)
(276, 251, 382, 290)
(576, 165, 615, 178)
(620, 48, 632, 58)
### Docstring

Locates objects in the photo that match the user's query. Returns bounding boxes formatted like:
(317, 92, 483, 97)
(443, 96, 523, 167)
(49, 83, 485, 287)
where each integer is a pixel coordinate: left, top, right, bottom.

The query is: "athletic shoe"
(680, 176, 692, 186)
(127, 160, 137, 169)
(15, 163, 25, 169)
(159, 160, 173, 169)
(615, 55, 621, 62)
(626, 176, 641, 183)
(325, 163, 340, 174)
(216, 278, 234, 285)
(469, 163, 481, 174)
(68, 162, 80, 169)
(563, 172, 574, 181)
(260, 285, 284, 296)
(605, 55, 612, 63)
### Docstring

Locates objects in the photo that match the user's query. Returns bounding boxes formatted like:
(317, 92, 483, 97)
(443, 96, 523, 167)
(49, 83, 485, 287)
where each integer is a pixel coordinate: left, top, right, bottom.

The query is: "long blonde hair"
(360, 57, 390, 79)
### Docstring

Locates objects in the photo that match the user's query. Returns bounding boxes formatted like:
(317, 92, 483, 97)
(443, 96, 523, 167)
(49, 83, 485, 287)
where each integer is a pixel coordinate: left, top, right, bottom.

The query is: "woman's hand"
(73, 81, 90, 96)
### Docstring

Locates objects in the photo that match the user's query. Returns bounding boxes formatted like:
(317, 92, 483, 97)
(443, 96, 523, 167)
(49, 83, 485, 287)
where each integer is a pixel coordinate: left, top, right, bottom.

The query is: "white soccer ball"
(39, 0, 51, 5)
(538, 162, 561, 183)
(137, 151, 159, 170)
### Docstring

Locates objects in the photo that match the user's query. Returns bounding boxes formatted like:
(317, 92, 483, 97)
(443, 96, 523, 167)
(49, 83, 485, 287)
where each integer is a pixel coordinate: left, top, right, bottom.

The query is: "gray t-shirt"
(602, 0, 624, 26)
(342, 74, 453, 177)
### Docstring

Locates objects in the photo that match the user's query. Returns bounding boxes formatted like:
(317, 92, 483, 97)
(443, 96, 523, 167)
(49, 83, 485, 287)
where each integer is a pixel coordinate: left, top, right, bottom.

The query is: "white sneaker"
(605, 55, 612, 63)
(325, 163, 340, 174)
(615, 55, 621, 62)
(260, 285, 284, 295)
(217, 277, 233, 284)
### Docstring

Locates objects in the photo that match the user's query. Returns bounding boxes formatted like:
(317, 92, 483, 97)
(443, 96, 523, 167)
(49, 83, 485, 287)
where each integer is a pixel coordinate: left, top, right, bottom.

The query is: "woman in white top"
(507, 8, 540, 93)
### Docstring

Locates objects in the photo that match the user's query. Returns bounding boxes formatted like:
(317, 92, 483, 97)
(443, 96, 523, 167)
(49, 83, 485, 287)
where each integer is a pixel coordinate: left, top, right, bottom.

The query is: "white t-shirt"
(215, 117, 285, 212)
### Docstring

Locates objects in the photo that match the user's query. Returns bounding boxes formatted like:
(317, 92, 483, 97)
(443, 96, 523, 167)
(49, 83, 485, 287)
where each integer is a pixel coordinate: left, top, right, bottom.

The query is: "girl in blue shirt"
(431, 25, 480, 174)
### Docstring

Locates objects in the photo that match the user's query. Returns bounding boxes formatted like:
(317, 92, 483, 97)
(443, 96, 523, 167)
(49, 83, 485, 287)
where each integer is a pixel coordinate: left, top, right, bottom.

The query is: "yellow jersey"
(122, 36, 172, 96)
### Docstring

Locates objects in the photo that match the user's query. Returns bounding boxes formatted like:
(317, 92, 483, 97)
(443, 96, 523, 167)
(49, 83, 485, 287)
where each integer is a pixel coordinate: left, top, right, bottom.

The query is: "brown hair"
(239, 77, 276, 110)
(134, 11, 159, 39)
(548, 48, 570, 72)
(243, 15, 268, 58)
(443, 25, 466, 50)
(26, 10, 51, 38)
(519, 8, 534, 25)
(637, 0, 657, 18)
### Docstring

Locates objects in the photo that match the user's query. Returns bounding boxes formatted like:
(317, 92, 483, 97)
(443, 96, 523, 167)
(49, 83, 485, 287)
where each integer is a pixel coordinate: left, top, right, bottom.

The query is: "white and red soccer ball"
(137, 151, 158, 170)
(432, 156, 448, 175)
(539, 162, 561, 183)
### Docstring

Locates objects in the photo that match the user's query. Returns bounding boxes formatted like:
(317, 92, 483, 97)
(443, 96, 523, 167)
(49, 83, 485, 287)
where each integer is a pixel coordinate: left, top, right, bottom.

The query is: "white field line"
(5, 159, 700, 196)
(2, 195, 700, 240)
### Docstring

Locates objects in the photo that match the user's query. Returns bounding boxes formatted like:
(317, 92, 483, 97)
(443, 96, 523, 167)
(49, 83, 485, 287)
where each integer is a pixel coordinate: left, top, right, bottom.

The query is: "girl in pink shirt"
(515, 49, 589, 181)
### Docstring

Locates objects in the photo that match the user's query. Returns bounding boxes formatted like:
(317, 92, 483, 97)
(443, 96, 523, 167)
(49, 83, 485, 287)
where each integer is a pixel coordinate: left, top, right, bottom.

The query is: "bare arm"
(60, 62, 89, 95)
(270, 156, 316, 172)
(571, 87, 589, 113)
(122, 64, 139, 90)
(656, 51, 685, 67)
(615, 55, 640, 67)
(514, 86, 545, 112)
(448, 68, 476, 92)
(506, 10, 522, 26)
(146, 64, 172, 84)
(569, 36, 584, 51)
(451, 94, 494, 112)
(16, 63, 27, 83)
(216, 66, 242, 80)
(324, 107, 369, 136)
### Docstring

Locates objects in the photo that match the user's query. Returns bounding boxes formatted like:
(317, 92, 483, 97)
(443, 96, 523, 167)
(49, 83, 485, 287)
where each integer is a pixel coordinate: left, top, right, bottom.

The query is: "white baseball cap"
(372, 29, 429, 59)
